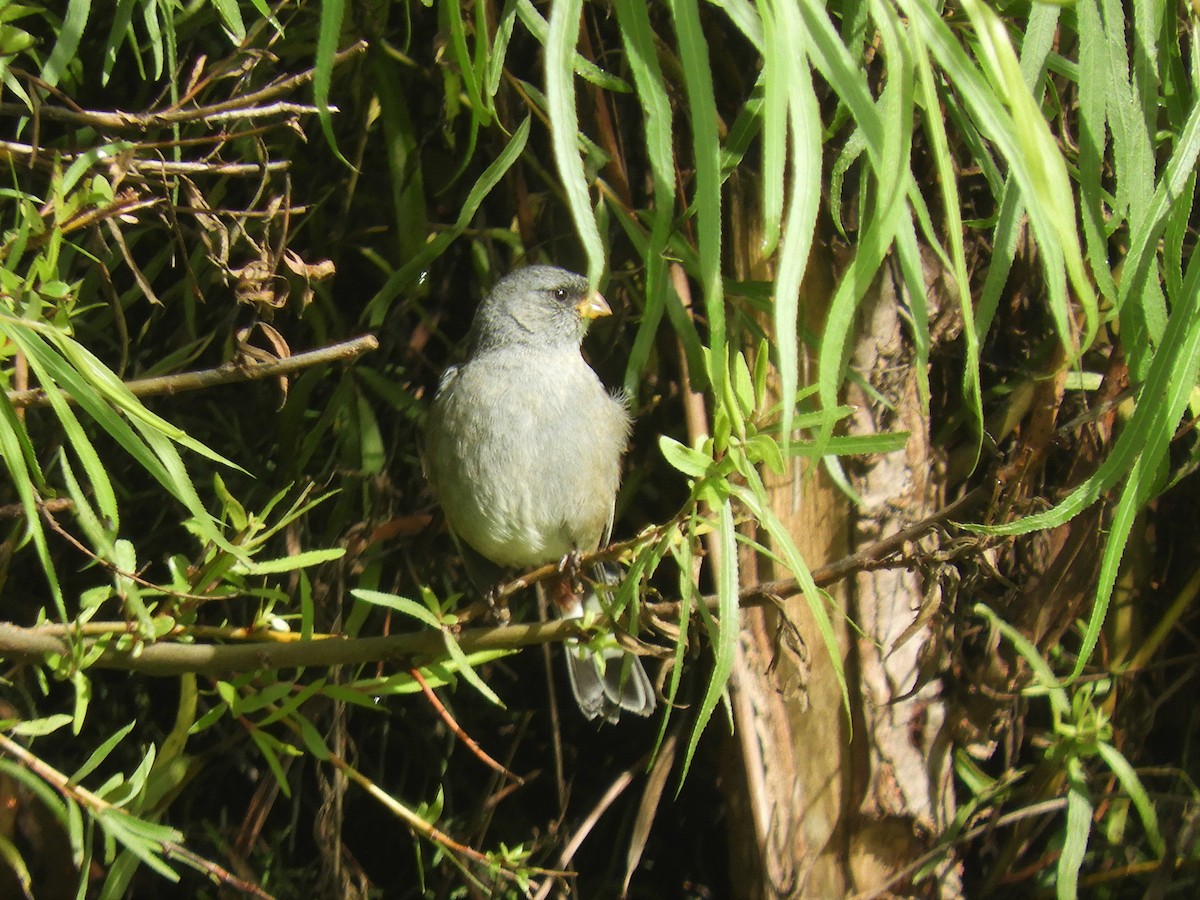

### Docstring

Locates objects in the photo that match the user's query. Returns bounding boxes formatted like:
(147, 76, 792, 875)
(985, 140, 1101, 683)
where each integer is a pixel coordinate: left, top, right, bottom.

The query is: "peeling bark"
(845, 259, 960, 896)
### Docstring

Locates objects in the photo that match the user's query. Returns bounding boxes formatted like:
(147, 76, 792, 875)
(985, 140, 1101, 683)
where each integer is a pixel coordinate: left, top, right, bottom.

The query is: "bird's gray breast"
(426, 348, 629, 569)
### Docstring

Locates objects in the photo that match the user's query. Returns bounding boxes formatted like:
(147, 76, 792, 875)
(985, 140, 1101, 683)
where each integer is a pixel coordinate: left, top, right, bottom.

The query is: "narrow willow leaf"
(0, 394, 63, 617)
(655, 530, 698, 760)
(816, 3, 914, 452)
(5, 713, 73, 737)
(912, 25, 978, 423)
(97, 812, 179, 881)
(0, 761, 70, 830)
(680, 499, 738, 783)
(365, 116, 531, 326)
(248, 729, 294, 798)
(0, 834, 31, 895)
(905, 0, 1098, 359)
(443, 0, 492, 126)
(721, 72, 767, 178)
(41, 0, 90, 87)
(1059, 757, 1092, 900)
(547, 0, 605, 284)
(1097, 0, 1153, 233)
(773, 0, 823, 449)
(1094, 740, 1165, 857)
(313, 0, 346, 162)
(351, 589, 444, 629)
(140, 0, 164, 80)
(210, 0, 246, 41)
(71, 723, 137, 785)
(513, 0, 629, 91)
(614, 0, 677, 397)
(983, 248, 1200, 540)
(757, 0, 785, 256)
(796, 0, 882, 147)
(974, 603, 1071, 720)
(295, 714, 332, 760)
(1076, 0, 1118, 305)
(1117, 93, 1200, 329)
(229, 682, 296, 717)
(442, 632, 505, 707)
(486, 0, 520, 98)
(670, 0, 726, 386)
(711, 0, 764, 47)
(974, 0, 1060, 348)
(22, 341, 118, 526)
(246, 547, 346, 575)
(2, 320, 237, 552)
(62, 142, 131, 194)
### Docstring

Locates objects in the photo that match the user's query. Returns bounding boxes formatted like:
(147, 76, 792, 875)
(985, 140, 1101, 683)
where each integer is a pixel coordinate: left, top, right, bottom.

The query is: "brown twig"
(0, 487, 991, 676)
(0, 732, 274, 899)
(409, 667, 525, 784)
(0, 497, 72, 520)
(39, 505, 220, 604)
(735, 484, 992, 606)
(0, 42, 367, 131)
(7, 334, 378, 408)
(0, 139, 290, 175)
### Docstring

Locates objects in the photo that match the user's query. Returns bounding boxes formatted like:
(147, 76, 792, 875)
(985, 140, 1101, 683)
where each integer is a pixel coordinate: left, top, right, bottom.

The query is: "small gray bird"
(424, 265, 655, 722)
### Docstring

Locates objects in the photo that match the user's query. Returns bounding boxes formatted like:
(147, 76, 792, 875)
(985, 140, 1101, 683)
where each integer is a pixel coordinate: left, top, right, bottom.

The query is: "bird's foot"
(484, 584, 512, 626)
(557, 549, 585, 588)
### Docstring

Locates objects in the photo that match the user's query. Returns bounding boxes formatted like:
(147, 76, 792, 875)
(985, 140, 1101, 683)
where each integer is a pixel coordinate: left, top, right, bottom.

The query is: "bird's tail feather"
(560, 564, 656, 723)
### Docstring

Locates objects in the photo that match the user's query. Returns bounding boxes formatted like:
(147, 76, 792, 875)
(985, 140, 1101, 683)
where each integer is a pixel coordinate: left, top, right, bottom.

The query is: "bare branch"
(0, 42, 368, 131)
(0, 487, 992, 677)
(7, 335, 379, 408)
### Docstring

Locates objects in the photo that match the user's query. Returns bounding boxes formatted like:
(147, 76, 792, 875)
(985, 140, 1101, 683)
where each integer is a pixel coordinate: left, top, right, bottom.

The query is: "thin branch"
(0, 140, 291, 175)
(0, 732, 275, 899)
(0, 42, 367, 131)
(0, 487, 992, 677)
(0, 497, 72, 520)
(410, 667, 525, 784)
(734, 484, 991, 606)
(7, 335, 379, 408)
(0, 618, 574, 676)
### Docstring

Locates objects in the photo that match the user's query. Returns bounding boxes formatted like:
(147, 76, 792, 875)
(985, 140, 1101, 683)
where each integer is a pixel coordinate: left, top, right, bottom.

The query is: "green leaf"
(41, 0, 89, 86)
(974, 603, 1070, 722)
(0, 834, 32, 896)
(680, 498, 738, 784)
(441, 632, 505, 707)
(351, 589, 444, 629)
(1094, 740, 1165, 857)
(313, 0, 347, 163)
(4, 713, 73, 737)
(294, 714, 331, 760)
(244, 548, 346, 575)
(0, 393, 63, 617)
(248, 729, 295, 798)
(769, 0, 822, 451)
(513, 0, 629, 91)
(546, 0, 605, 284)
(1058, 756, 1092, 900)
(658, 435, 712, 479)
(71, 721, 136, 783)
(670, 0, 726, 390)
(96, 810, 180, 882)
(364, 116, 531, 327)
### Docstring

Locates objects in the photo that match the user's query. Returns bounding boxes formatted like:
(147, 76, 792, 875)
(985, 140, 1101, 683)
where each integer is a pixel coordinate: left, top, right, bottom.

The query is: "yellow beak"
(576, 290, 612, 320)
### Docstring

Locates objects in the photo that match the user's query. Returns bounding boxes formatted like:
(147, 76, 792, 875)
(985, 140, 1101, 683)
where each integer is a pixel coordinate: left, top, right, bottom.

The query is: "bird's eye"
(552, 287, 569, 302)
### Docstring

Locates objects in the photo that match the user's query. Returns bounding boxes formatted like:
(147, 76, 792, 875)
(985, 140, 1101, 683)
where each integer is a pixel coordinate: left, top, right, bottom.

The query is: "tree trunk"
(722, 186, 958, 896)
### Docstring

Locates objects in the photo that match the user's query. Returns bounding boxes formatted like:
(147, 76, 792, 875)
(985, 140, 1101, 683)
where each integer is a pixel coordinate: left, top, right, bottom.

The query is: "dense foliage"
(0, 1, 1197, 897)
